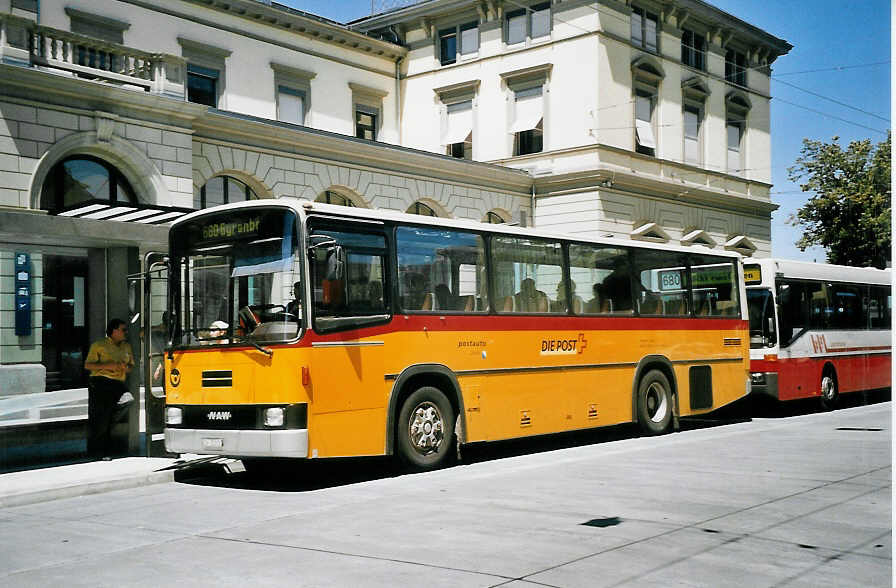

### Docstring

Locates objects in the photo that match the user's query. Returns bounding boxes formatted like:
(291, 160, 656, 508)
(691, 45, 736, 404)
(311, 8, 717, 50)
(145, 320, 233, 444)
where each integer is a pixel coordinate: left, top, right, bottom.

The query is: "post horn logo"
(169, 368, 181, 388)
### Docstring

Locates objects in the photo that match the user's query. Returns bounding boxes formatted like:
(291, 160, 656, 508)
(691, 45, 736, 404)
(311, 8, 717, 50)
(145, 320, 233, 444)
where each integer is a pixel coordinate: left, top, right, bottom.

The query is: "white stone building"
(354, 0, 790, 253)
(0, 0, 789, 401)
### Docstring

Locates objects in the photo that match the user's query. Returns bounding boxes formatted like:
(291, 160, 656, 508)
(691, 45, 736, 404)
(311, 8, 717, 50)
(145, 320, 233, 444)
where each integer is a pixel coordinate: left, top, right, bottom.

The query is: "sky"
(282, 1, 891, 263)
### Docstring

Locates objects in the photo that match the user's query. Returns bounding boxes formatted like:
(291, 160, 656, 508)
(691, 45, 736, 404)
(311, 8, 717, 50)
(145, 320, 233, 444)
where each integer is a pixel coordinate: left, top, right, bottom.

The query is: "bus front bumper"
(749, 372, 779, 400)
(165, 428, 308, 458)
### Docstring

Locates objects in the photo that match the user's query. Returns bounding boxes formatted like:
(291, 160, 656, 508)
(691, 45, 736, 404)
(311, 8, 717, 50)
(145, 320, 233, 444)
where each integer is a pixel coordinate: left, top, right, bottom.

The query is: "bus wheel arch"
(820, 363, 839, 410)
(386, 365, 464, 458)
(632, 356, 678, 435)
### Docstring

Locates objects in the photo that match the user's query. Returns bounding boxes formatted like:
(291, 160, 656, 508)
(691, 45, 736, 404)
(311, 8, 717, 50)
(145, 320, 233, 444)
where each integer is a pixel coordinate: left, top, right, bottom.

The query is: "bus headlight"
(264, 407, 285, 427)
(165, 407, 183, 425)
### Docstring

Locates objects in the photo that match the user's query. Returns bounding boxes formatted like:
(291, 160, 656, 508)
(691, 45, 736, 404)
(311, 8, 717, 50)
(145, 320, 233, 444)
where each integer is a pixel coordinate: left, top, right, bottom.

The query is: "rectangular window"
(444, 100, 473, 160)
(631, 7, 658, 51)
(187, 64, 218, 107)
(309, 229, 388, 332)
(777, 280, 827, 344)
(683, 106, 700, 164)
(569, 244, 634, 314)
(689, 255, 739, 317)
(277, 86, 305, 125)
(868, 286, 891, 329)
(829, 284, 864, 329)
(726, 50, 747, 86)
(633, 249, 689, 316)
(397, 226, 487, 312)
(491, 236, 564, 314)
(681, 29, 706, 70)
(635, 90, 655, 156)
(506, 3, 550, 45)
(439, 28, 457, 65)
(727, 121, 742, 172)
(512, 86, 544, 156)
(356, 108, 377, 141)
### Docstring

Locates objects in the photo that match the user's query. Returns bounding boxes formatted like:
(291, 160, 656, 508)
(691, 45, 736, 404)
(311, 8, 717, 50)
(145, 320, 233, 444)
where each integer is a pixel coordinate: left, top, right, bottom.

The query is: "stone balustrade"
(0, 14, 186, 100)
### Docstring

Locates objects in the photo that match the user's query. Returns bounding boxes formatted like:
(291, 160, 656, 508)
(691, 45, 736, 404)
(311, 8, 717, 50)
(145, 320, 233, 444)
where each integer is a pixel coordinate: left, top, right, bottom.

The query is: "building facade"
(354, 0, 790, 253)
(0, 0, 789, 405)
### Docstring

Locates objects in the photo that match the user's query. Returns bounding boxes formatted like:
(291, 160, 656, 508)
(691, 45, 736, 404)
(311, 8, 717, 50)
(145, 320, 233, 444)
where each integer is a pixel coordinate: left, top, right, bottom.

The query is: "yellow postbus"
(163, 200, 750, 470)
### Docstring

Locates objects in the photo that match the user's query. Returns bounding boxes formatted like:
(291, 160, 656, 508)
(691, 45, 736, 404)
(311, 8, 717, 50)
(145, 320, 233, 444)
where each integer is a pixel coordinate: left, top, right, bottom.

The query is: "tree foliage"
(787, 134, 890, 269)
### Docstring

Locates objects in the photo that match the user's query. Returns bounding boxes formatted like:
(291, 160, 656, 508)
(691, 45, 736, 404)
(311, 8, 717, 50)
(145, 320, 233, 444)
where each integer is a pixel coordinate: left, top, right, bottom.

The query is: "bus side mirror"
(322, 245, 346, 307)
(326, 245, 345, 281)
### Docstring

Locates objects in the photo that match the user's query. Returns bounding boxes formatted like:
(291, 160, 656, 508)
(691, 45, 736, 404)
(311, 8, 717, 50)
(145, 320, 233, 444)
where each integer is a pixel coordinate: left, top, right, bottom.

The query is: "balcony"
(0, 14, 185, 100)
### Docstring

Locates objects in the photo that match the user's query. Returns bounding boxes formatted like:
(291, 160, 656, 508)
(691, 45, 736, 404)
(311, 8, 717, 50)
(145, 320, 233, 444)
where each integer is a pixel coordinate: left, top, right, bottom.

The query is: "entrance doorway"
(42, 255, 89, 391)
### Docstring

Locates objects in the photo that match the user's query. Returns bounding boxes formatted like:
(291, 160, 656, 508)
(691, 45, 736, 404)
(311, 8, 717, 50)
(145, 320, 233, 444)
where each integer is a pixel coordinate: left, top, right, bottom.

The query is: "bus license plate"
(202, 438, 224, 450)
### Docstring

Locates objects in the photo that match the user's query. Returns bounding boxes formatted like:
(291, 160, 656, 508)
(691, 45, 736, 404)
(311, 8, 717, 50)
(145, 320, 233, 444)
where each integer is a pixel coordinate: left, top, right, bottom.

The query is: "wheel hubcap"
(822, 376, 835, 400)
(646, 383, 669, 423)
(409, 402, 444, 455)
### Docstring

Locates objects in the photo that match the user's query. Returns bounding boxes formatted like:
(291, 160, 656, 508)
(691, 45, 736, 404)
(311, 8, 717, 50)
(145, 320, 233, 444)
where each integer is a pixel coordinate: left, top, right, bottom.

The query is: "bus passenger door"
(306, 229, 390, 457)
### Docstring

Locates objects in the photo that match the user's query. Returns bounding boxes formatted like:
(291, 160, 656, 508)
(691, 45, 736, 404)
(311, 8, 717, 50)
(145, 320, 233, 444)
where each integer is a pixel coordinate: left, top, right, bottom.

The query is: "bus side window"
(568, 244, 632, 315)
(490, 236, 563, 314)
(396, 226, 486, 313)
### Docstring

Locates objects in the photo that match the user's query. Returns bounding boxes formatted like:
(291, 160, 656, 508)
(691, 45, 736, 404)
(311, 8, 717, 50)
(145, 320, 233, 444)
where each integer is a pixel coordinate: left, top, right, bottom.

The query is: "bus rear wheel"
(397, 386, 455, 470)
(820, 368, 839, 411)
(637, 370, 673, 435)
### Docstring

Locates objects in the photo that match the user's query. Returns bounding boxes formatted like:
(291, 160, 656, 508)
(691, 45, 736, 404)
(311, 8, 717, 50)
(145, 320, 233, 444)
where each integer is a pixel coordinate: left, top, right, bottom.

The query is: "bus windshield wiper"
(237, 334, 273, 357)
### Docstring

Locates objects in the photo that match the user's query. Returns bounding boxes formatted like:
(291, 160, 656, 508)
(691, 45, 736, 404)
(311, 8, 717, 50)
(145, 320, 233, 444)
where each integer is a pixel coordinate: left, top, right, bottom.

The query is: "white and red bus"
(746, 259, 891, 408)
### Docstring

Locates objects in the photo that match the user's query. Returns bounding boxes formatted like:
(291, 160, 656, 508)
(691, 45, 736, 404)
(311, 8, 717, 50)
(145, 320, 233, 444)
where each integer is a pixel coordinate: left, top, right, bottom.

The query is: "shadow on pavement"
(172, 390, 889, 493)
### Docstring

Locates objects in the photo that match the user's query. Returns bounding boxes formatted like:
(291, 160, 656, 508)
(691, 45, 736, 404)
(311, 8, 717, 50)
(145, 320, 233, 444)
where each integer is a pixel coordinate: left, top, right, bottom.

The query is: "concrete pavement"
(0, 402, 890, 587)
(0, 454, 213, 508)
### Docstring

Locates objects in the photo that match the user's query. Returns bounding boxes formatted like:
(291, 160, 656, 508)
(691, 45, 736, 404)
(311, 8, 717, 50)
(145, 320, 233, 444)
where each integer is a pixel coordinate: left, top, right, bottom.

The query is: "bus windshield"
(747, 288, 776, 348)
(169, 208, 303, 346)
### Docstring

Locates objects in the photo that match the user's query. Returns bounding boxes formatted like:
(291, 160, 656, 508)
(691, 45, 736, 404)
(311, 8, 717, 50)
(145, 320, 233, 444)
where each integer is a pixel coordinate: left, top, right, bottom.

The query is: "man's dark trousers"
(87, 376, 126, 458)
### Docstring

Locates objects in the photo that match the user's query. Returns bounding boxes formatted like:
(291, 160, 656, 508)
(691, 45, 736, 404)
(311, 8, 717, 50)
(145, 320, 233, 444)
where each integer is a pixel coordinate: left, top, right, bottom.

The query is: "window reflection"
(40, 156, 136, 212)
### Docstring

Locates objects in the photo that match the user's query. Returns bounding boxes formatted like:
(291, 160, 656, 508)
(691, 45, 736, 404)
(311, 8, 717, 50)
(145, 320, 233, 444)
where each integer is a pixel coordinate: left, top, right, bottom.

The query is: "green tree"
(787, 134, 890, 269)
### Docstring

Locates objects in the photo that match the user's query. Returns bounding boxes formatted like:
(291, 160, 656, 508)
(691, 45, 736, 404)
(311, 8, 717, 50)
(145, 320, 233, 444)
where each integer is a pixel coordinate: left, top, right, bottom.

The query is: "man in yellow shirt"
(84, 318, 134, 459)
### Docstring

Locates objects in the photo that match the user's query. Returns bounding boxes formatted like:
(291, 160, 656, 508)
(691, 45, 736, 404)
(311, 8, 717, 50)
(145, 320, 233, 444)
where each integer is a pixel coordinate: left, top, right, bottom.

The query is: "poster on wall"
(15, 252, 32, 336)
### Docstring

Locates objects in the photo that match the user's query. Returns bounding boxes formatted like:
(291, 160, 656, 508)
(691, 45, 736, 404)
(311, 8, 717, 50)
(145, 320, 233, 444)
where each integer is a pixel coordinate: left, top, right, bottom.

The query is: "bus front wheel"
(397, 386, 455, 470)
(637, 370, 673, 435)
(820, 368, 839, 411)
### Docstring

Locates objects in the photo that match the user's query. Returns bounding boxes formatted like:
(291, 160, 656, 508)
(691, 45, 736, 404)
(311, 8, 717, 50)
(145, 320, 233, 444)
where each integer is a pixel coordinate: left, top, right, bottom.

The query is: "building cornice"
(496, 143, 777, 217)
(174, 0, 407, 61)
(353, 0, 791, 62)
(192, 110, 533, 196)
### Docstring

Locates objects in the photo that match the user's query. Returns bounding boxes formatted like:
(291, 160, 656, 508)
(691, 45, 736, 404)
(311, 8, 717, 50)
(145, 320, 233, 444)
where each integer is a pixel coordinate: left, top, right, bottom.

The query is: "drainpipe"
(391, 26, 405, 145)
(395, 55, 404, 144)
(530, 178, 536, 228)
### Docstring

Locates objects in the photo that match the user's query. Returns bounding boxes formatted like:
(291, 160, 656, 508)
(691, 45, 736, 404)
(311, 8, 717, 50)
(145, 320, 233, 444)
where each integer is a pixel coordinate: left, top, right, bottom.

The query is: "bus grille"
(202, 370, 233, 387)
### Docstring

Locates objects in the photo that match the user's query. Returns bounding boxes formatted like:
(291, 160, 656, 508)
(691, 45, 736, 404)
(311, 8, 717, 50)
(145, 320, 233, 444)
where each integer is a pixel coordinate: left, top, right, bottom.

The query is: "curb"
(0, 468, 176, 508)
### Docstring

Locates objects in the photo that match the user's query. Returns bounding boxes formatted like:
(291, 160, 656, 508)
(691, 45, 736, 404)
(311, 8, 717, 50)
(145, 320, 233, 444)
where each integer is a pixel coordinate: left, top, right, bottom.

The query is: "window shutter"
(508, 13, 526, 44)
(278, 89, 304, 125)
(511, 91, 544, 133)
(531, 7, 550, 38)
(461, 25, 479, 54)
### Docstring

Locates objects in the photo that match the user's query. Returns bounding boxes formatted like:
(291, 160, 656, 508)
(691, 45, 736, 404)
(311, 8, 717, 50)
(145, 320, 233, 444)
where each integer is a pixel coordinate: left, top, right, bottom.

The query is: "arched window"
(40, 155, 136, 213)
(196, 176, 259, 209)
(484, 211, 506, 224)
(316, 191, 355, 207)
(407, 202, 436, 217)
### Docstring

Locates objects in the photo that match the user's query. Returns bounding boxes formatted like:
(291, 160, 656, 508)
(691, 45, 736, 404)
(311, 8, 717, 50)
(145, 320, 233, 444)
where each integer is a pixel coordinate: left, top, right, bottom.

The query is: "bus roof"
(745, 258, 891, 286)
(172, 198, 744, 260)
